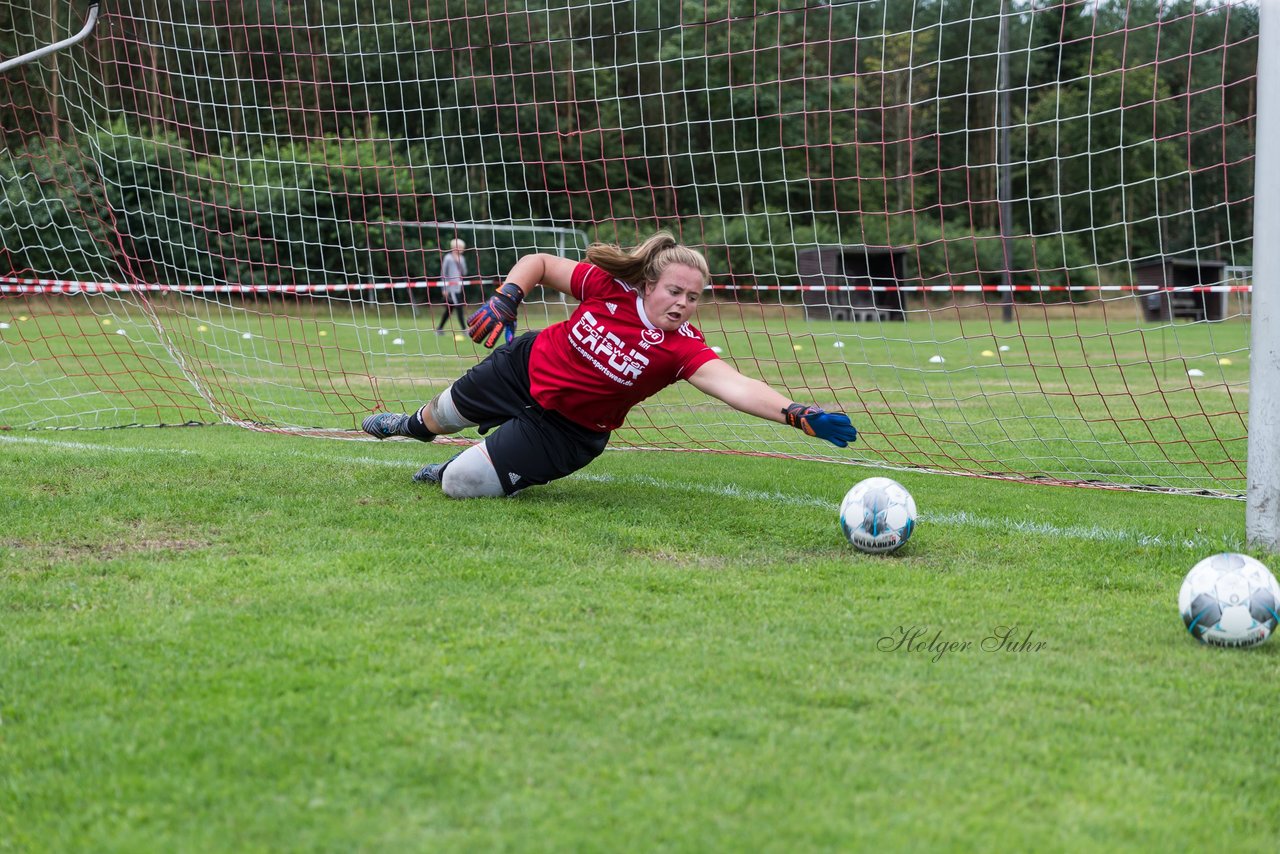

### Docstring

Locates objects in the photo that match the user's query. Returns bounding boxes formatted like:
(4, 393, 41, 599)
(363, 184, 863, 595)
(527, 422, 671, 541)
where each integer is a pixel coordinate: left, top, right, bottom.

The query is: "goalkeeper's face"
(643, 263, 706, 331)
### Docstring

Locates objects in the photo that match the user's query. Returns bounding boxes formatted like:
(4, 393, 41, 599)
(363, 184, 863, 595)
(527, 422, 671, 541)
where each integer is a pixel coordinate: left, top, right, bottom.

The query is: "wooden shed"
(796, 246, 908, 321)
(1136, 257, 1227, 321)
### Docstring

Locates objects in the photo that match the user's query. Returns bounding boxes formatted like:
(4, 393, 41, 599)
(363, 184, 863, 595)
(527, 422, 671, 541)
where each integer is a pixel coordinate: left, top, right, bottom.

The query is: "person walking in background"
(436, 239, 469, 334)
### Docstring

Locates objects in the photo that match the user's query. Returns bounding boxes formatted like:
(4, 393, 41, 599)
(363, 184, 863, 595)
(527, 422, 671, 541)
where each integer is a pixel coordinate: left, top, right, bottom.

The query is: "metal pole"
(997, 0, 1015, 322)
(1248, 4, 1280, 550)
(0, 2, 100, 75)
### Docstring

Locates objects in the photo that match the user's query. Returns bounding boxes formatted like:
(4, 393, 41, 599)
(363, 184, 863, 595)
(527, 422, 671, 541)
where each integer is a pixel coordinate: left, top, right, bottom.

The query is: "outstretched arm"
(687, 358, 858, 448)
(503, 253, 578, 299)
(468, 254, 579, 347)
(687, 359, 792, 423)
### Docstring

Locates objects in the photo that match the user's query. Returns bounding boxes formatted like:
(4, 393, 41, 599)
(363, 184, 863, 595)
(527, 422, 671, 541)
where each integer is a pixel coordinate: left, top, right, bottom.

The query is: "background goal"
(0, 0, 1261, 496)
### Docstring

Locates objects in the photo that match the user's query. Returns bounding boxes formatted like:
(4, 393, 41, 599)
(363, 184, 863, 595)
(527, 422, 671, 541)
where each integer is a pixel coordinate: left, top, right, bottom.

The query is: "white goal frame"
(1247, 5, 1280, 550)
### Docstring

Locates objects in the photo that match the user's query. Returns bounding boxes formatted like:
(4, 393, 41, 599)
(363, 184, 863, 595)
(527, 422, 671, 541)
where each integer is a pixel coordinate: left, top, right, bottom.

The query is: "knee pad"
(440, 443, 507, 499)
(427, 386, 477, 433)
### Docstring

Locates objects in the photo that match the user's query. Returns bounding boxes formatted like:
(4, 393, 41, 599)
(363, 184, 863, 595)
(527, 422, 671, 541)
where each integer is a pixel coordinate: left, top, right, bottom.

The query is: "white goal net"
(0, 1, 1259, 494)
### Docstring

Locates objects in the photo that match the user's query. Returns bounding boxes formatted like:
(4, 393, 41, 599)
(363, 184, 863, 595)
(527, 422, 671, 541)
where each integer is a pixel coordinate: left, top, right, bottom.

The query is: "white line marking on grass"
(0, 435, 198, 455)
(0, 434, 407, 468)
(2, 434, 429, 473)
(281, 450, 414, 469)
(568, 472, 1244, 550)
(925, 509, 1243, 550)
(5, 435, 1242, 550)
(569, 470, 834, 511)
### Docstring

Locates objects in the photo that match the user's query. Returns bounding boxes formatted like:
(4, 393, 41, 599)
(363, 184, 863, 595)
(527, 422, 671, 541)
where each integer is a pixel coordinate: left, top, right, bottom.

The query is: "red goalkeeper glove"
(783, 403, 858, 448)
(467, 282, 524, 348)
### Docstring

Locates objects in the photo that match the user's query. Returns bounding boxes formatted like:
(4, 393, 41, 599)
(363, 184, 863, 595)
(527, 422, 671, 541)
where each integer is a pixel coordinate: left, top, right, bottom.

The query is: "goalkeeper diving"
(361, 231, 857, 498)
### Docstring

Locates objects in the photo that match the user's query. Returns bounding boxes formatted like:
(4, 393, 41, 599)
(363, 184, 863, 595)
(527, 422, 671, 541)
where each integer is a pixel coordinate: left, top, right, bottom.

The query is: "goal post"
(1247, 3, 1280, 549)
(0, 1, 1264, 499)
(0, 1, 98, 74)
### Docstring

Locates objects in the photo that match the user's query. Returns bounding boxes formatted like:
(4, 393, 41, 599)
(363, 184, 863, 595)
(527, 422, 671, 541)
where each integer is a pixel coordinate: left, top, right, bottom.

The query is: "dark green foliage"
(0, 0, 1259, 292)
(82, 121, 433, 289)
(0, 137, 119, 280)
(89, 121, 214, 286)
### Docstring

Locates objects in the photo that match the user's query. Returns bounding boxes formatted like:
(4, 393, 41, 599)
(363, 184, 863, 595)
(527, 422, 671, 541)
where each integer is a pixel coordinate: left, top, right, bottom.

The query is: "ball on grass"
(1180, 553, 1280, 648)
(839, 477, 917, 555)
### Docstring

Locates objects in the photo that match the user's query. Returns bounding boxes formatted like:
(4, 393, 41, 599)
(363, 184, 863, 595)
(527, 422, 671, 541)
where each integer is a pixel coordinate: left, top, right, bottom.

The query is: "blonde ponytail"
(585, 231, 709, 290)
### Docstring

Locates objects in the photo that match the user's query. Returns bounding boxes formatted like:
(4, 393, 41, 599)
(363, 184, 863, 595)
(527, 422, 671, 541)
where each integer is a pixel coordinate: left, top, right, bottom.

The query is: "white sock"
(440, 443, 507, 499)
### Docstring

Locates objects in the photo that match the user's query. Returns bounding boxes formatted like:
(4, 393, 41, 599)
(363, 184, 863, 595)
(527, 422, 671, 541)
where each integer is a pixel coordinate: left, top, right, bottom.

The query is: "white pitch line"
(3, 435, 1243, 551)
(568, 470, 833, 511)
(567, 472, 1243, 550)
(923, 509, 1242, 550)
(0, 434, 404, 468)
(0, 434, 198, 455)
(281, 449, 414, 470)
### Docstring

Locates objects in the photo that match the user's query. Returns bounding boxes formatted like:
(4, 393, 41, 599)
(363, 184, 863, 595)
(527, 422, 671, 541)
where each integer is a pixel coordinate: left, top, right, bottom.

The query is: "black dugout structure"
(1136, 257, 1227, 322)
(797, 246, 908, 322)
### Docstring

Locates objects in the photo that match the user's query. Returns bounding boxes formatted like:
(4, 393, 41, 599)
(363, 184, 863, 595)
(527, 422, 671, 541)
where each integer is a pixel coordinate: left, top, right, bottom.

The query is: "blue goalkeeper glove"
(783, 403, 858, 448)
(467, 282, 524, 348)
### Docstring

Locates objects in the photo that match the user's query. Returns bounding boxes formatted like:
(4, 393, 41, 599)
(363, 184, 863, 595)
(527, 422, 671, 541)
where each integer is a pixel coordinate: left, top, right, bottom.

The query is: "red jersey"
(528, 262, 719, 431)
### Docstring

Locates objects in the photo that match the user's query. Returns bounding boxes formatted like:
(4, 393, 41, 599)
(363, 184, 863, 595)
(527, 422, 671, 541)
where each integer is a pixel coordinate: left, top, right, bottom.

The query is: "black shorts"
(448, 331, 611, 495)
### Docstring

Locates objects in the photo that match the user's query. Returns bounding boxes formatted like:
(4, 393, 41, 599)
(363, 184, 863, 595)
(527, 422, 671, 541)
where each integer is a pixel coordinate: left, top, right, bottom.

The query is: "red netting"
(0, 1, 1257, 494)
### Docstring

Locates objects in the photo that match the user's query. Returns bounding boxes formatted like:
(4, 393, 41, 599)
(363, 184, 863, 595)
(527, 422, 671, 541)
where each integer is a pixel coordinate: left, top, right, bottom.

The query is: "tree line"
(0, 0, 1258, 294)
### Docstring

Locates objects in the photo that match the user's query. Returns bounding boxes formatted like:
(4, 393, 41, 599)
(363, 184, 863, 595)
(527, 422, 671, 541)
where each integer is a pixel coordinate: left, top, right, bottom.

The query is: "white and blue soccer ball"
(1179, 553, 1280, 648)
(839, 476, 917, 554)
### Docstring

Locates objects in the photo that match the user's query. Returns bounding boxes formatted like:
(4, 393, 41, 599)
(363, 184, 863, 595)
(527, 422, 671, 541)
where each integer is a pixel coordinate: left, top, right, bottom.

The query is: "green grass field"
(2, 425, 1276, 851)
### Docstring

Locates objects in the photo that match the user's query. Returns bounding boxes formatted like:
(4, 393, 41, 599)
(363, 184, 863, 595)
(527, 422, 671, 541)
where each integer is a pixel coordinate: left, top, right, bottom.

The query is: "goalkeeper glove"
(467, 282, 524, 348)
(783, 403, 858, 448)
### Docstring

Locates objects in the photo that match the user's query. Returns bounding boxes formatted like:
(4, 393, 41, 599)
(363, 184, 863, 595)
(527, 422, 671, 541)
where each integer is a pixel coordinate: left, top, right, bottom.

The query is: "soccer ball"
(1178, 553, 1280, 648)
(839, 476, 917, 554)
